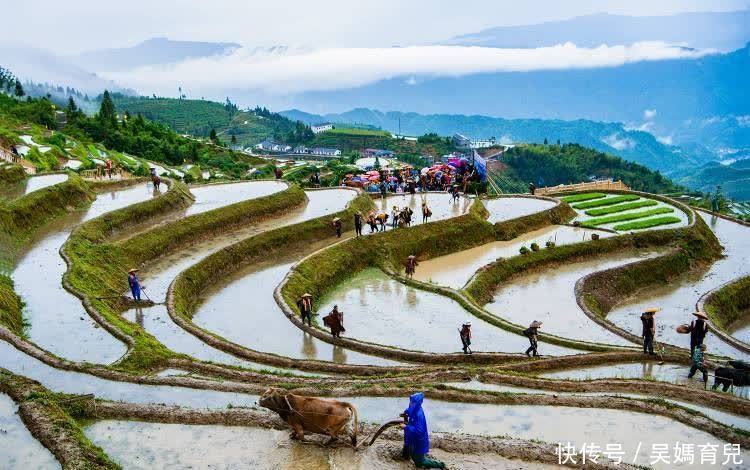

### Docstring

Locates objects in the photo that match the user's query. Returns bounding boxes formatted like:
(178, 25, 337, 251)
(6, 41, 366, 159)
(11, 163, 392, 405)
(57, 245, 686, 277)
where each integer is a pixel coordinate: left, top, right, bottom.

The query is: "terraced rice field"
(2, 182, 749, 468)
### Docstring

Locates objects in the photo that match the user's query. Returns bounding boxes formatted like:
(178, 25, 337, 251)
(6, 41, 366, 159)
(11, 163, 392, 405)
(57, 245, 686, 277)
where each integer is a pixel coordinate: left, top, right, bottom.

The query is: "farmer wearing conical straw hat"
(640, 308, 659, 355)
(689, 310, 709, 355)
(297, 293, 313, 327)
(524, 321, 542, 357)
(127, 269, 141, 302)
(405, 255, 418, 279)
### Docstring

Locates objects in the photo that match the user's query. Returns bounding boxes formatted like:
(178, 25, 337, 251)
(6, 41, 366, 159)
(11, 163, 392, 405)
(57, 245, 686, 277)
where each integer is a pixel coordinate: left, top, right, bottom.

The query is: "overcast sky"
(7, 0, 750, 54)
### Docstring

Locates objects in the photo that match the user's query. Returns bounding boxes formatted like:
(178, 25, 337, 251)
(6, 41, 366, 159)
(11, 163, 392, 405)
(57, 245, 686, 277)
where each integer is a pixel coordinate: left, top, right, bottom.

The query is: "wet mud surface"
(0, 393, 59, 469)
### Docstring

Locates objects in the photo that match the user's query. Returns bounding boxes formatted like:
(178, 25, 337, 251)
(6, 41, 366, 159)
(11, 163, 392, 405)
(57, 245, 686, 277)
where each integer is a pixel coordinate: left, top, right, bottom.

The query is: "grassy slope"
(0, 164, 26, 184)
(0, 274, 23, 334)
(704, 276, 750, 331)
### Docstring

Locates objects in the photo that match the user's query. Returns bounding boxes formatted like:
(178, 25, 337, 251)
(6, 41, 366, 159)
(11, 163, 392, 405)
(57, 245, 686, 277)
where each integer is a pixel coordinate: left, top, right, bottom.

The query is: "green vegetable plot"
(613, 216, 682, 231)
(561, 193, 606, 203)
(585, 200, 658, 216)
(581, 207, 674, 228)
(573, 195, 640, 209)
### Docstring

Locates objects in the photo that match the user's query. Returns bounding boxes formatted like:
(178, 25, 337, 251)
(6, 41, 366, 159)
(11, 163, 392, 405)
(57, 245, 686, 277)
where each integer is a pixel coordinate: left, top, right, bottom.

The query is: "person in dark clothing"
(688, 344, 708, 383)
(529, 182, 536, 195)
(405, 255, 418, 279)
(422, 203, 432, 223)
(449, 184, 460, 202)
(689, 310, 709, 354)
(323, 305, 345, 338)
(641, 308, 658, 355)
(401, 393, 445, 469)
(274, 167, 283, 179)
(459, 322, 472, 355)
(407, 179, 417, 194)
(380, 181, 387, 199)
(127, 268, 142, 302)
(332, 217, 342, 238)
(296, 294, 313, 326)
(524, 321, 542, 356)
(354, 212, 363, 237)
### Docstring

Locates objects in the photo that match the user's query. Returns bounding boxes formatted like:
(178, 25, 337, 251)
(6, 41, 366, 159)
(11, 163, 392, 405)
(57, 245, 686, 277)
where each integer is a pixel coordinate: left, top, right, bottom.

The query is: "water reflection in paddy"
(0, 173, 69, 200)
(0, 393, 59, 469)
(13, 183, 160, 364)
(483, 197, 557, 224)
(485, 251, 659, 346)
(318, 268, 578, 355)
(414, 225, 612, 289)
(608, 213, 750, 360)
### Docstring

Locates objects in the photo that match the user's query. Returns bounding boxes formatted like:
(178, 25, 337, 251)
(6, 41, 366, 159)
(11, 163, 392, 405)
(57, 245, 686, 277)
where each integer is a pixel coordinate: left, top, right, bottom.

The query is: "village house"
(310, 147, 341, 156)
(363, 148, 394, 158)
(311, 122, 333, 134)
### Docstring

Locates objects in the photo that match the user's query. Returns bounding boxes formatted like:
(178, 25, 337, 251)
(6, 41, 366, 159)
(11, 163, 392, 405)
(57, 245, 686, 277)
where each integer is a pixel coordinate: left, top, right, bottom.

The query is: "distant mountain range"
(447, 10, 750, 51)
(280, 108, 715, 173)
(73, 37, 240, 72)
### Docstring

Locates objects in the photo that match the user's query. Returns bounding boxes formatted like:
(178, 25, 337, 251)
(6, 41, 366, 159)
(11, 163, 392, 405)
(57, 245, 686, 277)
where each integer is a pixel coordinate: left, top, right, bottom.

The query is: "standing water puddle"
(608, 213, 750, 359)
(0, 393, 59, 469)
(485, 251, 661, 346)
(318, 268, 579, 355)
(414, 225, 612, 289)
(13, 183, 161, 364)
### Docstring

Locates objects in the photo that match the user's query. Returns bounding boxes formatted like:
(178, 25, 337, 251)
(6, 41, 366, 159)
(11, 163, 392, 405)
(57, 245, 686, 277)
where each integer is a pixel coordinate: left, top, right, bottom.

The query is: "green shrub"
(545, 241, 556, 248)
(573, 195, 640, 209)
(530, 242, 540, 251)
(612, 216, 682, 231)
(519, 246, 530, 255)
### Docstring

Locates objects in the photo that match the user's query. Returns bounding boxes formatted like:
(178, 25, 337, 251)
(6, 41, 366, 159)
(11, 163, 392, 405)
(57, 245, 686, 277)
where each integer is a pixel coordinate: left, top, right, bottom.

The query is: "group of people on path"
(338, 202, 433, 239)
(296, 294, 346, 338)
(640, 308, 710, 383)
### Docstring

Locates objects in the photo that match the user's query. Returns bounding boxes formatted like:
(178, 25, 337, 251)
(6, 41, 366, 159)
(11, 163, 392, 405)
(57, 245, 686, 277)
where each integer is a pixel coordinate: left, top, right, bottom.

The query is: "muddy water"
(193, 258, 402, 366)
(0, 173, 69, 200)
(446, 380, 750, 432)
(485, 252, 660, 346)
(13, 183, 161, 364)
(372, 193, 471, 227)
(0, 341, 260, 409)
(483, 197, 557, 224)
(85, 422, 555, 470)
(88, 397, 749, 469)
(608, 213, 750, 360)
(185, 181, 287, 216)
(570, 194, 689, 232)
(318, 268, 578, 355)
(540, 362, 750, 400)
(414, 225, 613, 289)
(0, 393, 59, 469)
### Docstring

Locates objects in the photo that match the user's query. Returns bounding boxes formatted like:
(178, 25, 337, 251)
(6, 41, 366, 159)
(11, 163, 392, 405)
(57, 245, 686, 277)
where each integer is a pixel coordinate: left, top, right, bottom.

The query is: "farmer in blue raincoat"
(400, 392, 445, 468)
(128, 268, 141, 302)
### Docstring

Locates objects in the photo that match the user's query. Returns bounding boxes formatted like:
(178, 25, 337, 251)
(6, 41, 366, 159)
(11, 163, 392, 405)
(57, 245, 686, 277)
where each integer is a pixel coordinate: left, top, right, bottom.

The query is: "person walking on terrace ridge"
(405, 255, 418, 279)
(641, 307, 658, 355)
(524, 321, 542, 357)
(128, 268, 142, 302)
(297, 293, 313, 327)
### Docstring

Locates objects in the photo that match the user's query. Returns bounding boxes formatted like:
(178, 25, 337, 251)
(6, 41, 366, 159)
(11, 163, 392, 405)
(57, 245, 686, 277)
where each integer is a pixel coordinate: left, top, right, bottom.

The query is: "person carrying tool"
(127, 268, 142, 302)
(323, 305, 345, 338)
(523, 321, 542, 357)
(400, 392, 445, 469)
(405, 255, 418, 279)
(459, 322, 472, 355)
(422, 203, 432, 223)
(689, 310, 709, 354)
(641, 308, 658, 355)
(688, 343, 708, 384)
(297, 293, 313, 327)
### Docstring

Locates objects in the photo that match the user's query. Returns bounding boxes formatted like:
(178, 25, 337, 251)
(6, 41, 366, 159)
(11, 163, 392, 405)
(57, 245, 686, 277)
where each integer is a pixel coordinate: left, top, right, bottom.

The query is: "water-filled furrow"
(13, 183, 161, 364)
(318, 268, 579, 355)
(0, 340, 257, 409)
(485, 251, 661, 347)
(0, 173, 69, 200)
(447, 380, 750, 431)
(608, 213, 750, 359)
(0, 393, 59, 469)
(540, 362, 750, 400)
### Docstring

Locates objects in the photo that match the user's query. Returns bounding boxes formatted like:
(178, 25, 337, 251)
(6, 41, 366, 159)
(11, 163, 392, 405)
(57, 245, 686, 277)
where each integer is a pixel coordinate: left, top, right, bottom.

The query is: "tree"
(66, 96, 78, 114)
(98, 90, 117, 126)
(543, 138, 548, 145)
(14, 80, 24, 97)
(231, 135, 237, 145)
(209, 128, 218, 143)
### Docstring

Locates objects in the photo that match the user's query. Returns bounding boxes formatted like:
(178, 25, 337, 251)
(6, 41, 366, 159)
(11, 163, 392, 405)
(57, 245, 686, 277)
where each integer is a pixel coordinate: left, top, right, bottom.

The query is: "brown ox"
(259, 388, 359, 445)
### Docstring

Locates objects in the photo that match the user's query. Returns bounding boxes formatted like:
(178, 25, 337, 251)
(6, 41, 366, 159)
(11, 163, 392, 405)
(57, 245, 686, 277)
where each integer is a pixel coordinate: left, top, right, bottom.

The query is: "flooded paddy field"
(318, 268, 578, 355)
(485, 251, 659, 346)
(608, 213, 750, 359)
(414, 225, 612, 289)
(0, 173, 68, 200)
(13, 183, 160, 364)
(483, 197, 557, 224)
(0, 393, 59, 469)
(85, 421, 557, 470)
(373, 192, 471, 226)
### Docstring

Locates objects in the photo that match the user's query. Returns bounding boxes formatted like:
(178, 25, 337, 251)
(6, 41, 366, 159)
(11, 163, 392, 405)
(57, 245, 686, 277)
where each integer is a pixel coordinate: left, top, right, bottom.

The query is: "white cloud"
(656, 134, 674, 145)
(104, 41, 713, 96)
(602, 133, 635, 151)
(643, 109, 657, 120)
